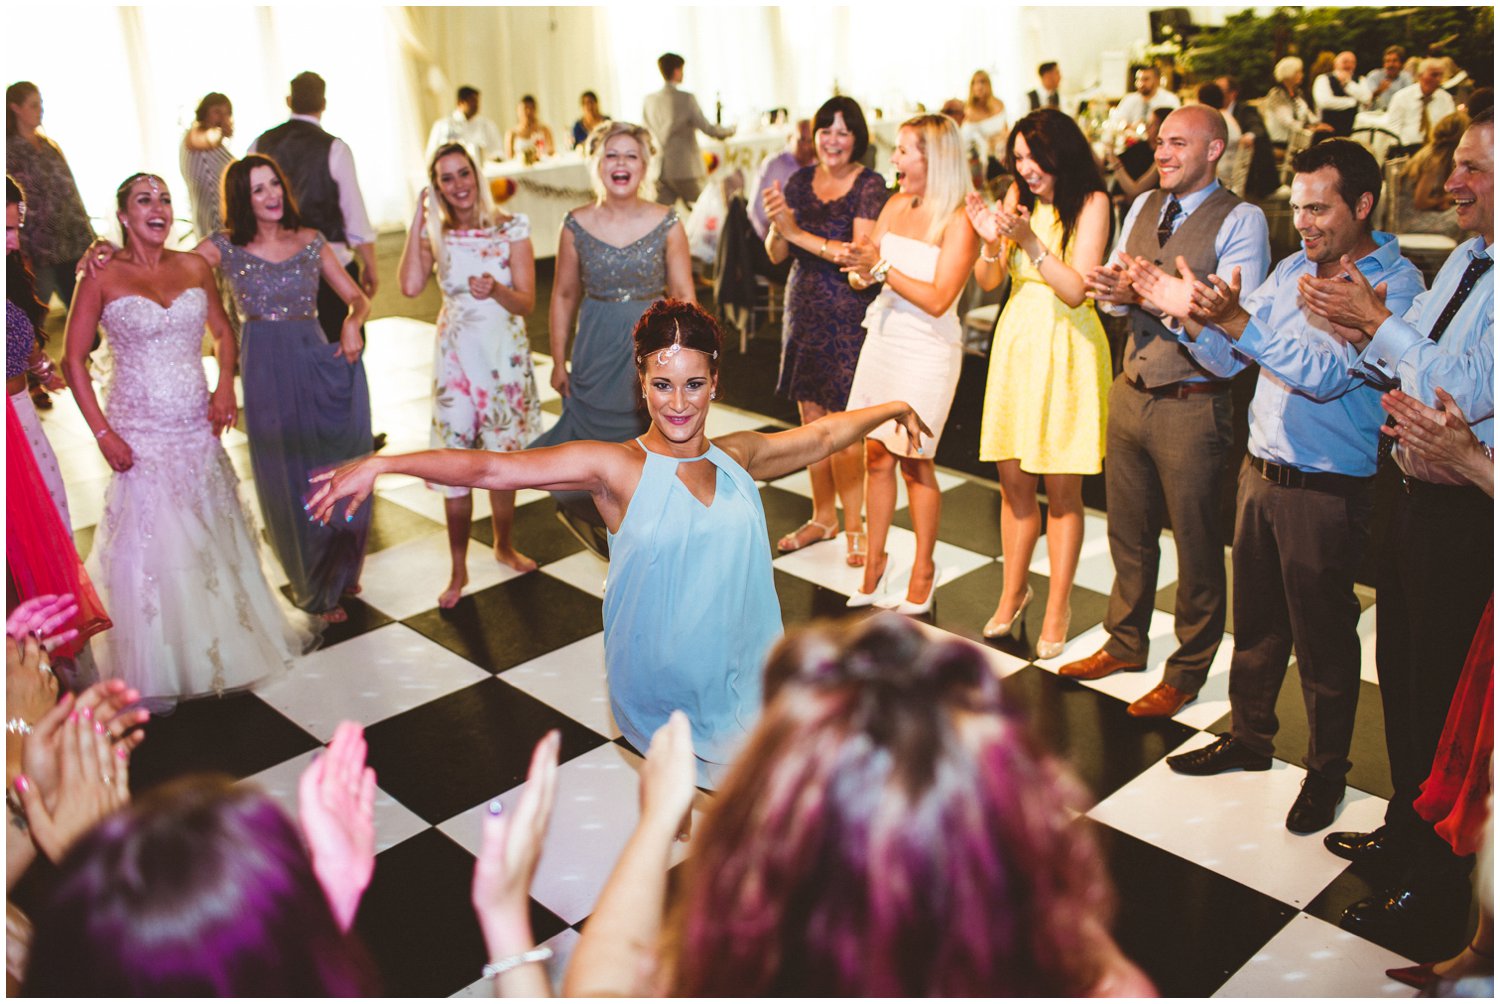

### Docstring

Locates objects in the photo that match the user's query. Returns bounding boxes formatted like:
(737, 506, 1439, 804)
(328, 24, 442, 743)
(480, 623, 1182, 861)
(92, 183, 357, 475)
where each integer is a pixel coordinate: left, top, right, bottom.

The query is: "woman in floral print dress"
(400, 143, 542, 607)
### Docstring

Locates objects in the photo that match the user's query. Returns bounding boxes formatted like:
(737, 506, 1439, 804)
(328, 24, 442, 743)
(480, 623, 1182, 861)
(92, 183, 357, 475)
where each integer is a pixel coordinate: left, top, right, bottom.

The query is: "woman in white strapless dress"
(842, 115, 978, 615)
(61, 173, 317, 711)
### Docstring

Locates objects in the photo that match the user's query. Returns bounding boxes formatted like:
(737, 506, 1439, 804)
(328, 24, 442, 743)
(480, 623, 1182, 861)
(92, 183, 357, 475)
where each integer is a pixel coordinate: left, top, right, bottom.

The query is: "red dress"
(1413, 596, 1493, 857)
(6, 396, 111, 657)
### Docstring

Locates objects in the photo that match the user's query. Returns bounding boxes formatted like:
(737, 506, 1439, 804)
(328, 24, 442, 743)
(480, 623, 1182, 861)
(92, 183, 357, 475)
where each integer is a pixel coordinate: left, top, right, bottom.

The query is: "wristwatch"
(870, 258, 893, 283)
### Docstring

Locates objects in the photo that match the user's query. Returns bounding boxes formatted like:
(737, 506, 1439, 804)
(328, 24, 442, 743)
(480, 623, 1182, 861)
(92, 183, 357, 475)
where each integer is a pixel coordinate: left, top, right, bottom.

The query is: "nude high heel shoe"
(982, 585, 1034, 639)
(1035, 607, 1072, 660)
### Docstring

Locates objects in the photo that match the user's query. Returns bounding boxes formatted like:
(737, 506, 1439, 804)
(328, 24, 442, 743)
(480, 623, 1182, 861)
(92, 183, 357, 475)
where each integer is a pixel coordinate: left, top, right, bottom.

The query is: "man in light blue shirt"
(1363, 45, 1413, 113)
(1130, 140, 1423, 836)
(1063, 105, 1270, 723)
(1298, 109, 1493, 943)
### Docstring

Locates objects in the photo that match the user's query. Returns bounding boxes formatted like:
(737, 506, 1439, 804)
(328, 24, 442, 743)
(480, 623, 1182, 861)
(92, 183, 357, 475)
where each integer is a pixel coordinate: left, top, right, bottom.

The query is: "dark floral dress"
(775, 166, 890, 411)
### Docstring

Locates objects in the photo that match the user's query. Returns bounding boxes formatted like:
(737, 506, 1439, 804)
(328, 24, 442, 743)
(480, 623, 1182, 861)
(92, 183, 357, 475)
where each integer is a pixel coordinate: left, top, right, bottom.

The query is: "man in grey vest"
(642, 53, 735, 209)
(251, 71, 378, 345)
(1132, 139, 1425, 834)
(1062, 105, 1270, 719)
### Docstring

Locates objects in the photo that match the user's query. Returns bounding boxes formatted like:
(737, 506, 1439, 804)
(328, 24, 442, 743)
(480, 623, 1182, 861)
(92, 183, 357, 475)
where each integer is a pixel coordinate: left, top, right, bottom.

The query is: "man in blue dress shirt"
(1127, 139, 1425, 835)
(1299, 108, 1493, 944)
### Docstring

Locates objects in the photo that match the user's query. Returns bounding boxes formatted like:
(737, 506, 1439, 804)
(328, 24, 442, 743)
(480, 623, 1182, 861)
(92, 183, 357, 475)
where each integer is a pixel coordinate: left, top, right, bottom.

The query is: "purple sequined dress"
(775, 166, 890, 411)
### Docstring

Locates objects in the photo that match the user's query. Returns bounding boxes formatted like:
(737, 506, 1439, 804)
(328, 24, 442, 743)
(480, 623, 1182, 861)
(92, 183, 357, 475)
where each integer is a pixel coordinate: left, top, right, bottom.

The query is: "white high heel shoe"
(846, 555, 895, 608)
(882, 569, 944, 616)
(982, 585, 1034, 639)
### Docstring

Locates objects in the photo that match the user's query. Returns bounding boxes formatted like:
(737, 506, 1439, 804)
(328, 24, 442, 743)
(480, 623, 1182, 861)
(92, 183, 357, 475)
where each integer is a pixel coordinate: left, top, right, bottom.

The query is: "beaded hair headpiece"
(640, 320, 718, 366)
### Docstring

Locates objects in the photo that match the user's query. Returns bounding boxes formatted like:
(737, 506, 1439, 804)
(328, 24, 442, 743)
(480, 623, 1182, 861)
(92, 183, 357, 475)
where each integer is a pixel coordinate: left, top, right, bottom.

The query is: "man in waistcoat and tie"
(1027, 62, 1063, 113)
(1064, 105, 1270, 720)
(1300, 108, 1494, 945)
(1130, 139, 1424, 834)
(251, 72, 379, 346)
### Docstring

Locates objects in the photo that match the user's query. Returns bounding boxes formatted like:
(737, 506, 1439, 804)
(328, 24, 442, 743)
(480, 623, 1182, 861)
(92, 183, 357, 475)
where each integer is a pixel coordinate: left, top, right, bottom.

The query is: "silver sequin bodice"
(212, 233, 323, 320)
(99, 288, 212, 445)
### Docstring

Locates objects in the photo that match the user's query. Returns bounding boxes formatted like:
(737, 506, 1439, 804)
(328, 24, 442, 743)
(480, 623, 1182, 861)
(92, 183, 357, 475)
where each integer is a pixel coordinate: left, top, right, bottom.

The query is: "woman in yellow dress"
(966, 108, 1110, 658)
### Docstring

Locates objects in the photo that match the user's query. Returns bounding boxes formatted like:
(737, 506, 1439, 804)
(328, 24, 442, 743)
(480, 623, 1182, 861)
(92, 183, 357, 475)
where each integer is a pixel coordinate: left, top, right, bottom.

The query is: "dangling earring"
(710, 391, 716, 400)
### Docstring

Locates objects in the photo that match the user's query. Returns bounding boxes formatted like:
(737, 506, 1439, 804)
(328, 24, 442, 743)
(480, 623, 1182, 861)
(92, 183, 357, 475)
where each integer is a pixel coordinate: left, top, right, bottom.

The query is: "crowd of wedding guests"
(4, 32, 1494, 995)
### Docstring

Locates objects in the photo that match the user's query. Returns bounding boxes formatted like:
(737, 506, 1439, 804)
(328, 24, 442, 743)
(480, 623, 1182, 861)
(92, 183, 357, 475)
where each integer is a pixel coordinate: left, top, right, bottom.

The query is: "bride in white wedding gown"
(61, 173, 317, 711)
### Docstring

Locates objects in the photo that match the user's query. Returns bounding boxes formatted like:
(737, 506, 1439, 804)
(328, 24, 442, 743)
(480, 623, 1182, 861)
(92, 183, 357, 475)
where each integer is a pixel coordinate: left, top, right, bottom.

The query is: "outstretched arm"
(721, 400, 930, 482)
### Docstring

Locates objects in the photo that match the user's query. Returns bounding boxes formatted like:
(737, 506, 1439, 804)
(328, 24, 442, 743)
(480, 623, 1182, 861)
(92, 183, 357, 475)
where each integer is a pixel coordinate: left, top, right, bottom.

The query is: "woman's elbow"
(398, 277, 424, 299)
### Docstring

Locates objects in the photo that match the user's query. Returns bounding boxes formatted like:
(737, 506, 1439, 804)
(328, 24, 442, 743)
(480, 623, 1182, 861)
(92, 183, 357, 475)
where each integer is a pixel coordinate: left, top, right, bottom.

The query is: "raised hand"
(1382, 387, 1485, 474)
(640, 710, 697, 842)
(1085, 254, 1138, 306)
(15, 707, 130, 862)
(7, 594, 80, 650)
(1184, 261, 1244, 329)
(469, 272, 498, 301)
(994, 203, 1036, 254)
(1126, 255, 1196, 321)
(762, 180, 794, 232)
(898, 405, 935, 457)
(964, 191, 1000, 245)
(1297, 254, 1389, 339)
(472, 730, 561, 932)
(306, 455, 383, 525)
(299, 720, 377, 931)
(7, 634, 58, 732)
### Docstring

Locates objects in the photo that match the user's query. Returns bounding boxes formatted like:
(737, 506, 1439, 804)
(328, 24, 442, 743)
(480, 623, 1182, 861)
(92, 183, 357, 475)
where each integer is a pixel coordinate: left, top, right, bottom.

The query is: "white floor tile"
(1214, 912, 1418, 998)
(53, 440, 114, 485)
(358, 532, 539, 620)
(450, 927, 581, 997)
(773, 524, 990, 597)
(240, 747, 428, 853)
(437, 742, 706, 925)
(366, 316, 441, 368)
(1027, 512, 1112, 580)
(541, 550, 611, 601)
(1358, 602, 1379, 685)
(500, 633, 619, 739)
(66, 473, 111, 531)
(256, 623, 491, 740)
(1089, 744, 1389, 908)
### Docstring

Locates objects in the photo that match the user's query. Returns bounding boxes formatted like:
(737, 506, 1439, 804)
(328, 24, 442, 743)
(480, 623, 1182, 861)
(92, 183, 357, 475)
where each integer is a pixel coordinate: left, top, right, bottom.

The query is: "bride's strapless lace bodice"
(99, 287, 211, 443)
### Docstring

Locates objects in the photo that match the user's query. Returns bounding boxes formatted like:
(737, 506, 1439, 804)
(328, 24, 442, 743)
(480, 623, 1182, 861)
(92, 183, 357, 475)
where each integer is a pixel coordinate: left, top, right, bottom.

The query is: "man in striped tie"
(1300, 107, 1494, 951)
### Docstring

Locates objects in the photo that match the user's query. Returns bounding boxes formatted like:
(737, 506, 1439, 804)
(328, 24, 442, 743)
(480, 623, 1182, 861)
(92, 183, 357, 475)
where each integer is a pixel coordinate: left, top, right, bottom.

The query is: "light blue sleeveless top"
(603, 439, 782, 787)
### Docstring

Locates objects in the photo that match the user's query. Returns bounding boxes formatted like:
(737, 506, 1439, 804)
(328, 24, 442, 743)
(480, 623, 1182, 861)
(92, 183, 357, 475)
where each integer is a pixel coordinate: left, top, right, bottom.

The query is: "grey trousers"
(1227, 459, 1373, 782)
(1102, 377, 1233, 693)
(654, 175, 702, 209)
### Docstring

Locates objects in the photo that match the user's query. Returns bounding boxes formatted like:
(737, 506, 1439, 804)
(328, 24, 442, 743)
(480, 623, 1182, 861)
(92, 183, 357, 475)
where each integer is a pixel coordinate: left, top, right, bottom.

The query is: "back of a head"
(658, 52, 684, 81)
(1196, 82, 1225, 111)
(664, 613, 1113, 997)
(24, 775, 371, 996)
(288, 71, 326, 115)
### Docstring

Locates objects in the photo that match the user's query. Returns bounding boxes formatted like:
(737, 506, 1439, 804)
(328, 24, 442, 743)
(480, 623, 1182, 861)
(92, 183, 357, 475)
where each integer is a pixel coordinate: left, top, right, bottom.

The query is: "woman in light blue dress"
(307, 300, 929, 785)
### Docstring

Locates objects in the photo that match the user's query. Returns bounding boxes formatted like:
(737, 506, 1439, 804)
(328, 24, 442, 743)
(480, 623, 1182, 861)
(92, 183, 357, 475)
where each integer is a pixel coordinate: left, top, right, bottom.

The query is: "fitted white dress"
(87, 288, 317, 710)
(845, 232, 963, 457)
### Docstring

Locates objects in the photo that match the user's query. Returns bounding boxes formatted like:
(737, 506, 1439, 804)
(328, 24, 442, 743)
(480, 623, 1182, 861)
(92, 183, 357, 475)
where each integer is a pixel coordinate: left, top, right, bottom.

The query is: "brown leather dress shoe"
(1058, 648, 1145, 680)
(1127, 682, 1195, 717)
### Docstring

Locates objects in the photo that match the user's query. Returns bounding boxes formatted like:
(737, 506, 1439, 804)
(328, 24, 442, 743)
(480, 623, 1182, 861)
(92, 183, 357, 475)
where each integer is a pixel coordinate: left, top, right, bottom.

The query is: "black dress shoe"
(1286, 774, 1345, 834)
(1166, 734, 1273, 776)
(1323, 826, 1401, 866)
(1341, 880, 1473, 941)
(372, 432, 388, 452)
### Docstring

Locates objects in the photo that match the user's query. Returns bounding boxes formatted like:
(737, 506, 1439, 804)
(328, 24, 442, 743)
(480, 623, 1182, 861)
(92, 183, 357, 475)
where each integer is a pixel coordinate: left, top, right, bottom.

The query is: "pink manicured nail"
(115, 747, 128, 759)
(79, 706, 92, 720)
(94, 721, 105, 734)
(67, 711, 78, 723)
(14, 775, 28, 793)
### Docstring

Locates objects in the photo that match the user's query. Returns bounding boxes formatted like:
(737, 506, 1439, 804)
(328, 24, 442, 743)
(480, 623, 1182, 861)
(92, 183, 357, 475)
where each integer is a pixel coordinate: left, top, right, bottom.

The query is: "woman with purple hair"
(495, 614, 1155, 995)
(22, 722, 378, 995)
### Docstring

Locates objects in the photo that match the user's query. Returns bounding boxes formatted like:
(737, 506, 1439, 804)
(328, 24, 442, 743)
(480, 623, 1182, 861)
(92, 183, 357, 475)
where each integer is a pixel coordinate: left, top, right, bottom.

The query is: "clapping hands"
(14, 704, 130, 863)
(299, 721, 377, 931)
(761, 180, 796, 235)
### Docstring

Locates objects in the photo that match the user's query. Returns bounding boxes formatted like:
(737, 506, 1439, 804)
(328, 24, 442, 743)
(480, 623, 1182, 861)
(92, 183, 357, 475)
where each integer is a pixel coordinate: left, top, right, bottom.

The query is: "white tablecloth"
(483, 156, 593, 259)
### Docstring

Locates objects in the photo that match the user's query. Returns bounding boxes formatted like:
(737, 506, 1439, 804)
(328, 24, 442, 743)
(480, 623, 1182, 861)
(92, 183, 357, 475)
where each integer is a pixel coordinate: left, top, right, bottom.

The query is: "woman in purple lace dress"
(762, 97, 890, 567)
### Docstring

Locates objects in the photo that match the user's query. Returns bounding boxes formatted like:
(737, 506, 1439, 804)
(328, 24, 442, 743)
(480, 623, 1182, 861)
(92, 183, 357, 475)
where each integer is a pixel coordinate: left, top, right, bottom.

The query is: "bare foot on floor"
(493, 546, 538, 573)
(342, 584, 363, 597)
(438, 572, 468, 609)
(321, 606, 349, 624)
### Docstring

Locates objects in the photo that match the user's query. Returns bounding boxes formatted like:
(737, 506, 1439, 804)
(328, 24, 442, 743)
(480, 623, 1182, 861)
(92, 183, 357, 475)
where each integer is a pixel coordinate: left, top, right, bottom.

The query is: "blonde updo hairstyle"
(585, 120, 656, 202)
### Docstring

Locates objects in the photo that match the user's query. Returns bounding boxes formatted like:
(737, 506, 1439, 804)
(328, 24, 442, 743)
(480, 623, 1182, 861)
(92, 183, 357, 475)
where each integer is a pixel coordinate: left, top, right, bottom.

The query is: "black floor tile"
(128, 693, 320, 792)
(894, 478, 1003, 557)
(1206, 675, 1394, 800)
(771, 568, 869, 627)
(999, 665, 1199, 805)
(403, 573, 602, 673)
(319, 593, 397, 648)
(932, 562, 1110, 662)
(758, 484, 834, 559)
(470, 497, 586, 567)
(1095, 822, 1298, 997)
(355, 827, 568, 996)
(366, 494, 444, 554)
(1303, 863, 1477, 963)
(362, 677, 608, 823)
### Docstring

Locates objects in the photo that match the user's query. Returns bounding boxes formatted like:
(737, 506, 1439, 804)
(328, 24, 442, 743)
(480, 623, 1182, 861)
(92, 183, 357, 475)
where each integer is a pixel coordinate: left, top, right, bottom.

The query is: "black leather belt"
(1399, 476, 1489, 499)
(1249, 455, 1372, 494)
(1126, 376, 1232, 399)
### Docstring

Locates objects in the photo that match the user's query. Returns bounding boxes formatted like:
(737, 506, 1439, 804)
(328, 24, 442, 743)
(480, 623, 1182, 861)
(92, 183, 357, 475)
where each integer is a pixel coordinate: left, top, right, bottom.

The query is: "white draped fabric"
(6, 5, 1171, 234)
